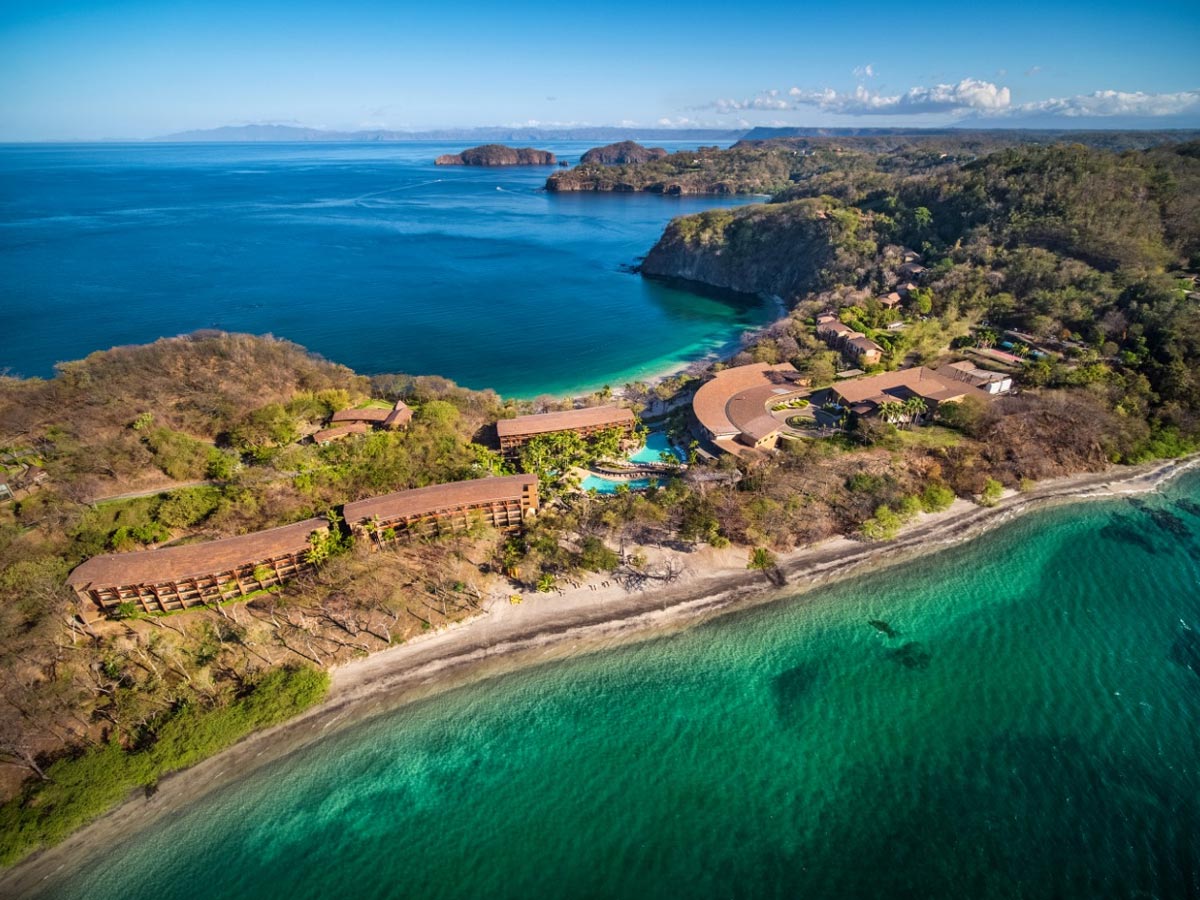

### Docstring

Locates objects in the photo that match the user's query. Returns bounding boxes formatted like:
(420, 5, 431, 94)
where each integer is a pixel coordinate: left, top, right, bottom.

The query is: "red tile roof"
(832, 367, 991, 407)
(343, 474, 538, 524)
(313, 423, 369, 443)
(496, 406, 635, 439)
(331, 407, 390, 424)
(692, 363, 802, 443)
(67, 518, 330, 590)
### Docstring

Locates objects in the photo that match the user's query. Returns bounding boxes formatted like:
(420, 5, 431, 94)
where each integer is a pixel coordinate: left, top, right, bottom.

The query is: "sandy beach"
(4, 453, 1197, 897)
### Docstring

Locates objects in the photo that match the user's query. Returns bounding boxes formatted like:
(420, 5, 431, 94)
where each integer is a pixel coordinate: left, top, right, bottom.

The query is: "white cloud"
(788, 79, 1011, 115)
(1024, 66, 1042, 77)
(853, 64, 875, 79)
(696, 80, 1200, 123)
(706, 94, 792, 113)
(1013, 88, 1200, 117)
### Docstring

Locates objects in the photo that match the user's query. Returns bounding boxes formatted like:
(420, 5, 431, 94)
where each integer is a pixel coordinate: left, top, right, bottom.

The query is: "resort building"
(877, 291, 903, 309)
(329, 400, 413, 430)
(816, 314, 884, 366)
(940, 361, 1013, 395)
(830, 367, 992, 419)
(66, 517, 331, 617)
(344, 474, 539, 544)
(496, 405, 636, 454)
(313, 422, 370, 445)
(691, 362, 807, 455)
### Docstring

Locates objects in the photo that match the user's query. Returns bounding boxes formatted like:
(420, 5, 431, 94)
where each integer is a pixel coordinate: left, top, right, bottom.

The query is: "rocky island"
(435, 144, 556, 166)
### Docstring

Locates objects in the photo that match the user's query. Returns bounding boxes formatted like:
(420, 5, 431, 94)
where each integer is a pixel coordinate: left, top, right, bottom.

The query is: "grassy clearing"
(894, 426, 963, 449)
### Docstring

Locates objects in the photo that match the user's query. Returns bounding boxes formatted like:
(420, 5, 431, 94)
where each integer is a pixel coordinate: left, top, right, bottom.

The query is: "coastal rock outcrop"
(579, 141, 669, 166)
(640, 198, 861, 299)
(435, 144, 557, 166)
(545, 143, 796, 194)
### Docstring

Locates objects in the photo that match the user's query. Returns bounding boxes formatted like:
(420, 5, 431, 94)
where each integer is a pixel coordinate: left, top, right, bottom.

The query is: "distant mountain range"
(148, 122, 1200, 145)
(152, 124, 749, 143)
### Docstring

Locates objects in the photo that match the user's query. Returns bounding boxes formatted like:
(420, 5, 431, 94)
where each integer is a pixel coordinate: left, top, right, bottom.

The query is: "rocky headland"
(435, 144, 557, 166)
(640, 199, 858, 298)
(579, 141, 669, 166)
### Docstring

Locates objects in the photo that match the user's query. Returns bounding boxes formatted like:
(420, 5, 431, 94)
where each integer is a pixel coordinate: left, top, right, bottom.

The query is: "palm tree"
(903, 396, 928, 428)
(876, 400, 906, 425)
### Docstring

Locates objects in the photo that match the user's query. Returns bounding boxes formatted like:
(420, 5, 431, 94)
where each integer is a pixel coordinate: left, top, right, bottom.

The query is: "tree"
(861, 505, 903, 541)
(748, 546, 776, 576)
(920, 483, 956, 512)
(979, 477, 1004, 507)
(903, 396, 929, 428)
(876, 400, 906, 425)
(911, 287, 934, 316)
(414, 400, 460, 430)
(912, 205, 933, 233)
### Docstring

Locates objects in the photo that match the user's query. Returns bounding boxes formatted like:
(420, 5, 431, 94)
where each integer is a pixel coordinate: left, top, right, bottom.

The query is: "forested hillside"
(644, 141, 1200, 443)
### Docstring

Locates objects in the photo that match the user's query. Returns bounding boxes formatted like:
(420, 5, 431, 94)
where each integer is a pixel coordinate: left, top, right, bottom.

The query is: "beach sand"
(3, 454, 1196, 897)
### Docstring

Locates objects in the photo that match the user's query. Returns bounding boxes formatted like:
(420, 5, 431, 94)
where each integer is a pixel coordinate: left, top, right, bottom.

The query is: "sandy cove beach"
(4, 454, 1197, 897)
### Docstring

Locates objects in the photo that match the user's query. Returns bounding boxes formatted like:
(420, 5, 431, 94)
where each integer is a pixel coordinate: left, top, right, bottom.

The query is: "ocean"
(43, 474, 1200, 899)
(0, 142, 770, 398)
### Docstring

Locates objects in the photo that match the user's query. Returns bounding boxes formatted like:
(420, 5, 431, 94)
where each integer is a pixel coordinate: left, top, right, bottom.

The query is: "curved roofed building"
(691, 363, 806, 456)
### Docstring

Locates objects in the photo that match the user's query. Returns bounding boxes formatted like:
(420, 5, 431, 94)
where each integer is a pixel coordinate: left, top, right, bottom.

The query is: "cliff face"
(435, 144, 557, 166)
(641, 199, 875, 300)
(579, 141, 669, 166)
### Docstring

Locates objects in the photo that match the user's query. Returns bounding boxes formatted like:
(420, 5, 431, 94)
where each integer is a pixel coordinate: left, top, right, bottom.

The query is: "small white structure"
(942, 361, 1013, 395)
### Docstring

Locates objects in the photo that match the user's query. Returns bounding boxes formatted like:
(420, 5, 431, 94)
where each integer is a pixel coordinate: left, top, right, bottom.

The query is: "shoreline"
(505, 292, 784, 402)
(4, 453, 1197, 897)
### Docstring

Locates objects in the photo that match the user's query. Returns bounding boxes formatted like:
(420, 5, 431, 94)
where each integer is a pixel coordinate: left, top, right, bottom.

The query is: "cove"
(0, 142, 771, 398)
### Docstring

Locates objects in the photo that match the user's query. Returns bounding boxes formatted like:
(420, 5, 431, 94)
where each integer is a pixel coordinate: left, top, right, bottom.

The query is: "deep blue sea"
(0, 142, 770, 397)
(40, 473, 1200, 900)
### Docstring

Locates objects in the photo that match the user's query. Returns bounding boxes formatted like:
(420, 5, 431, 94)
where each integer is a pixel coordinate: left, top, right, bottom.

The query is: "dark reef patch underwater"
(38, 482, 1200, 899)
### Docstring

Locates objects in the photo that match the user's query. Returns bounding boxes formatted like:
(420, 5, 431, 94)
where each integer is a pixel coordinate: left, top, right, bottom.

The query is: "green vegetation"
(979, 477, 1005, 507)
(2, 136, 1199, 865)
(0, 665, 328, 867)
(548, 143, 803, 195)
(642, 139, 1200, 474)
(516, 424, 632, 497)
(748, 546, 777, 573)
(920, 483, 957, 513)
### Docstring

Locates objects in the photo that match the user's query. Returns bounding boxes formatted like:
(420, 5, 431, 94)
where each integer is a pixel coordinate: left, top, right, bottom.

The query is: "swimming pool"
(580, 475, 658, 494)
(627, 430, 685, 465)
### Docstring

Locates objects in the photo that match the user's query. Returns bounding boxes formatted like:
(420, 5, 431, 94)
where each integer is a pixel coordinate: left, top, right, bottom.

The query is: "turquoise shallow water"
(0, 142, 770, 398)
(46, 473, 1200, 899)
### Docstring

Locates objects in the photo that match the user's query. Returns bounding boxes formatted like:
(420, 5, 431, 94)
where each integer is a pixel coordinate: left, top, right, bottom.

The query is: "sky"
(1, 0, 1198, 140)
